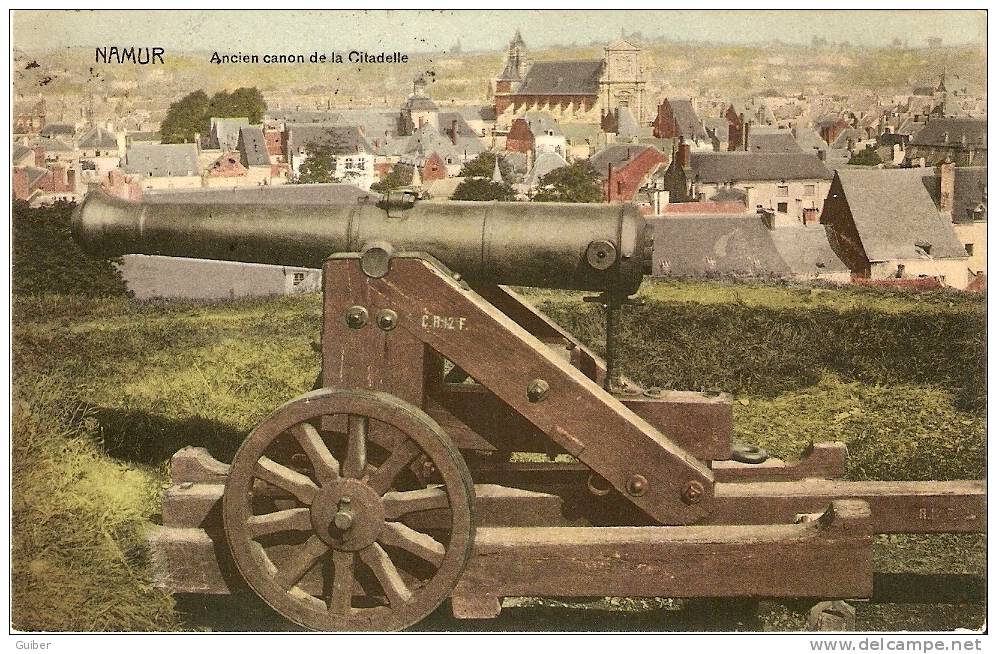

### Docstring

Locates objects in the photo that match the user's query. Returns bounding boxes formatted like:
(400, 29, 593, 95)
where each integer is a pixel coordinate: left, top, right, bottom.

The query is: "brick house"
(589, 144, 667, 203)
(652, 98, 708, 146)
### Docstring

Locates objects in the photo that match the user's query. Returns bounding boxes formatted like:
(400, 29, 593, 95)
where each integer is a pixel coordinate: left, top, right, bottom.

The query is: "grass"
(10, 280, 987, 631)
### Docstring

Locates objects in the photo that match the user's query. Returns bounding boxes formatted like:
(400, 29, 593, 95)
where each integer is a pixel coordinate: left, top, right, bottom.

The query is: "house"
(925, 162, 987, 276)
(747, 127, 803, 154)
(519, 151, 567, 196)
(493, 32, 647, 127)
(652, 98, 708, 147)
(906, 117, 986, 166)
(208, 118, 250, 151)
(820, 169, 970, 288)
(286, 124, 374, 190)
(12, 145, 80, 205)
(121, 143, 202, 190)
(506, 111, 566, 161)
(589, 144, 667, 203)
(77, 125, 123, 183)
(671, 151, 833, 227)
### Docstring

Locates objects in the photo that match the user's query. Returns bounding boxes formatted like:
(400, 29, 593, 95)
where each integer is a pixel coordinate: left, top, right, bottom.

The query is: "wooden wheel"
(223, 388, 475, 631)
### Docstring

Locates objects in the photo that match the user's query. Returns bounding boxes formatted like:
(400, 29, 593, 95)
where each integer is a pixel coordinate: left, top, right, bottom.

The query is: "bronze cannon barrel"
(72, 188, 653, 295)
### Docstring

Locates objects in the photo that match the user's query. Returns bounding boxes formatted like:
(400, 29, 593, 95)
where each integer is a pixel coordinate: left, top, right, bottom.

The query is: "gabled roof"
(523, 151, 567, 188)
(287, 125, 371, 156)
(12, 144, 32, 165)
(122, 143, 200, 177)
(36, 137, 74, 153)
(39, 123, 75, 137)
(832, 168, 967, 261)
(769, 226, 849, 274)
(78, 125, 118, 150)
(238, 126, 271, 166)
(910, 118, 986, 148)
(615, 107, 640, 141)
(689, 152, 832, 183)
(666, 99, 707, 141)
(19, 165, 50, 189)
(210, 117, 249, 150)
(748, 129, 804, 154)
(649, 215, 790, 277)
(589, 144, 663, 179)
(516, 60, 603, 96)
(523, 111, 563, 138)
(606, 39, 640, 51)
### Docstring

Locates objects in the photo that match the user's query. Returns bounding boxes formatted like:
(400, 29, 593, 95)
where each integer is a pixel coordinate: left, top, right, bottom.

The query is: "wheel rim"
(223, 388, 474, 631)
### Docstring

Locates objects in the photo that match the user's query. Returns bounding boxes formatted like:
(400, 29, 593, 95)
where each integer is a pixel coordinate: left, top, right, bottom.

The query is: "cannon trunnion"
(77, 189, 984, 631)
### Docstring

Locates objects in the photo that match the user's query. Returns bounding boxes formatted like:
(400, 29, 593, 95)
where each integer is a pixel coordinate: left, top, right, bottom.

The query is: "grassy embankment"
(12, 277, 985, 631)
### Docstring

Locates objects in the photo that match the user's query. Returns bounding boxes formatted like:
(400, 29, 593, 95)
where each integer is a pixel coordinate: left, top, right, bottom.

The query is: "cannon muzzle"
(73, 187, 653, 296)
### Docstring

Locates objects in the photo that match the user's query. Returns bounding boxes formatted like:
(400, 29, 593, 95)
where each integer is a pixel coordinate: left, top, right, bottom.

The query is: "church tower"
(600, 39, 646, 123)
(494, 30, 529, 116)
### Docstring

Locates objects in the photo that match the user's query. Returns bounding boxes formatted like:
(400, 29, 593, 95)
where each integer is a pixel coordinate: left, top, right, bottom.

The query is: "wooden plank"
(624, 392, 732, 462)
(146, 525, 240, 594)
(170, 446, 230, 483)
(712, 442, 848, 483)
(451, 500, 874, 619)
(357, 257, 715, 525)
(712, 480, 986, 533)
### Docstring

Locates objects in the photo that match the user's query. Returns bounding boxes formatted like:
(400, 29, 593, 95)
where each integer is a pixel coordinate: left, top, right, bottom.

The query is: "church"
(492, 31, 647, 129)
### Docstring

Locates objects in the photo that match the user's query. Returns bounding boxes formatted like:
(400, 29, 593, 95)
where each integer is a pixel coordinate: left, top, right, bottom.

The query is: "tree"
(532, 161, 603, 203)
(459, 152, 513, 181)
(293, 143, 340, 184)
(370, 166, 411, 193)
(848, 148, 883, 166)
(451, 178, 516, 201)
(160, 90, 209, 144)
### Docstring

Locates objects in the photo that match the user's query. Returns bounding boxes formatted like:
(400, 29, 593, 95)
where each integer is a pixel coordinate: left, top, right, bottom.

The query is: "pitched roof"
(286, 125, 371, 156)
(748, 130, 803, 154)
(769, 226, 849, 274)
(12, 143, 32, 165)
(589, 144, 662, 179)
(122, 143, 200, 177)
(516, 60, 604, 96)
(78, 125, 118, 150)
(910, 118, 986, 148)
(666, 99, 707, 141)
(39, 123, 75, 137)
(689, 152, 832, 183)
(615, 107, 640, 141)
(210, 117, 249, 150)
(523, 111, 563, 138)
(523, 151, 567, 187)
(832, 168, 967, 261)
(649, 215, 790, 276)
(237, 126, 271, 166)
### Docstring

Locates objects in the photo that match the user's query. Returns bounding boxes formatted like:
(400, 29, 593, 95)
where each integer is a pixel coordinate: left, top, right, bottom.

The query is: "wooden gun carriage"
(75, 188, 985, 631)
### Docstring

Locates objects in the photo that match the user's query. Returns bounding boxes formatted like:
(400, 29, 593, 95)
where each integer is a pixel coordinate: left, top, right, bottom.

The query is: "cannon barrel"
(72, 188, 653, 295)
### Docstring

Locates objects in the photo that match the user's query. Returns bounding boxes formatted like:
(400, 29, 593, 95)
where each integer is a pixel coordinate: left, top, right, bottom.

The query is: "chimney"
(67, 168, 76, 191)
(743, 120, 750, 151)
(33, 146, 44, 167)
(12, 168, 29, 200)
(677, 137, 690, 169)
(607, 163, 614, 203)
(938, 158, 955, 219)
(450, 119, 458, 146)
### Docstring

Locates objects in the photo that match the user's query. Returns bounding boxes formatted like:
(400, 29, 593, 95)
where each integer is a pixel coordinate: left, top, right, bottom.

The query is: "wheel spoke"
(290, 422, 340, 485)
(328, 550, 355, 615)
(359, 543, 412, 608)
(382, 487, 450, 520)
(255, 457, 319, 505)
(342, 415, 368, 479)
(274, 535, 328, 590)
(246, 508, 312, 538)
(379, 521, 446, 567)
(364, 439, 422, 494)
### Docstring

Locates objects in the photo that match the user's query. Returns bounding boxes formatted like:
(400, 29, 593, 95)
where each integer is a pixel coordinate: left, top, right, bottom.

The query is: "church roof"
(516, 60, 603, 96)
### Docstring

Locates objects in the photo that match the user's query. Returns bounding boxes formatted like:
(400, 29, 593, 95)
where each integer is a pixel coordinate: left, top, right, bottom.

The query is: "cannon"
(75, 187, 985, 631)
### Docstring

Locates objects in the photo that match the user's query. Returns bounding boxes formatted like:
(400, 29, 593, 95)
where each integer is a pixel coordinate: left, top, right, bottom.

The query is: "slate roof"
(689, 152, 832, 183)
(12, 144, 32, 165)
(407, 95, 439, 111)
(237, 126, 271, 166)
(516, 60, 604, 96)
(210, 118, 250, 151)
(78, 125, 118, 150)
(666, 99, 707, 141)
(910, 118, 987, 148)
(769, 226, 849, 275)
(616, 107, 640, 141)
(748, 130, 803, 154)
(143, 184, 375, 205)
(21, 166, 50, 189)
(589, 144, 662, 179)
(286, 125, 371, 156)
(523, 111, 563, 138)
(832, 169, 967, 261)
(523, 151, 567, 188)
(830, 128, 866, 150)
(39, 123, 75, 137)
(122, 143, 200, 177)
(649, 215, 790, 277)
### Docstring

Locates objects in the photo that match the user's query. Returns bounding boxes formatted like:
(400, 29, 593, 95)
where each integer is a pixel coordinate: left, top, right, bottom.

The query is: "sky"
(12, 9, 987, 54)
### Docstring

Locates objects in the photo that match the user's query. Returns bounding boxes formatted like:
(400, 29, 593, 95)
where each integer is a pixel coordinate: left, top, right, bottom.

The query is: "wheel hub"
(310, 479, 385, 551)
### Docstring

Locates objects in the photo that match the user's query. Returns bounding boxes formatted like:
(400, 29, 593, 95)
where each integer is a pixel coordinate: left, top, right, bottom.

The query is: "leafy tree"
(532, 161, 603, 203)
(848, 148, 883, 166)
(370, 166, 412, 193)
(160, 90, 209, 144)
(458, 152, 513, 180)
(159, 87, 267, 144)
(293, 143, 340, 184)
(12, 200, 130, 296)
(451, 178, 516, 201)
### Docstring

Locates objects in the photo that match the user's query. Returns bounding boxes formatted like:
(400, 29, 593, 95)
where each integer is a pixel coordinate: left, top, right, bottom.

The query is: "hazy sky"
(13, 9, 987, 53)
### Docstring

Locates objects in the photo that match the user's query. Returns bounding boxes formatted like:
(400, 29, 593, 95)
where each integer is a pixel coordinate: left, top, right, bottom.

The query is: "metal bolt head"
(375, 309, 398, 331)
(626, 474, 649, 497)
(526, 378, 550, 403)
(681, 480, 705, 505)
(345, 305, 368, 329)
(333, 497, 354, 531)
